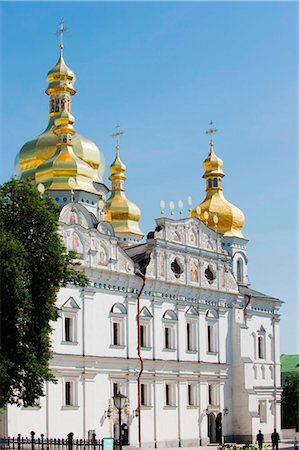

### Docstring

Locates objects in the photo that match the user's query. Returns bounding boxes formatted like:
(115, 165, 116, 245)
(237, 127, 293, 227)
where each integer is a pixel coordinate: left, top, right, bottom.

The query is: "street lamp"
(113, 392, 127, 450)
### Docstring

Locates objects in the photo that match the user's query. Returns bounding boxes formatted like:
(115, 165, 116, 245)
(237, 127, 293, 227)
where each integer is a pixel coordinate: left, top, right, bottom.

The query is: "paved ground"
(138, 441, 298, 450)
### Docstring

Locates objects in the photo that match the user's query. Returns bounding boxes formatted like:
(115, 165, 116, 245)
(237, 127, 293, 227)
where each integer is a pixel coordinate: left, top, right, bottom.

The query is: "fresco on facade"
(98, 246, 108, 266)
(67, 231, 84, 256)
(189, 231, 196, 245)
(191, 262, 198, 282)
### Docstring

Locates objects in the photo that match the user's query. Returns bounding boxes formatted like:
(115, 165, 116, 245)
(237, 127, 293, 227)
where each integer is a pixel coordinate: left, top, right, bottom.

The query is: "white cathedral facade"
(2, 37, 282, 447)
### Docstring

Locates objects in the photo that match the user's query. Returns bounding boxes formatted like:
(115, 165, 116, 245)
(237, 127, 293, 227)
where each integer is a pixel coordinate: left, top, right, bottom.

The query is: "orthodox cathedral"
(2, 32, 282, 447)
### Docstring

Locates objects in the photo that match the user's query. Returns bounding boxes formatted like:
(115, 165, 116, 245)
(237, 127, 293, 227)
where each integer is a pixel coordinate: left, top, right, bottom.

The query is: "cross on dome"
(56, 17, 67, 50)
(112, 124, 124, 151)
(205, 120, 218, 144)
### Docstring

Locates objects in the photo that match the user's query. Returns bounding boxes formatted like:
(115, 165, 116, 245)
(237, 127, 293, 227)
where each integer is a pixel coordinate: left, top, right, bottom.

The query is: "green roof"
(280, 354, 299, 373)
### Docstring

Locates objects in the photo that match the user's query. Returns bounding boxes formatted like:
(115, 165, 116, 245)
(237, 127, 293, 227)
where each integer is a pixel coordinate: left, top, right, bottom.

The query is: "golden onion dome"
(35, 110, 98, 194)
(46, 51, 76, 96)
(106, 144, 144, 240)
(191, 139, 245, 239)
(14, 47, 105, 190)
(203, 143, 224, 177)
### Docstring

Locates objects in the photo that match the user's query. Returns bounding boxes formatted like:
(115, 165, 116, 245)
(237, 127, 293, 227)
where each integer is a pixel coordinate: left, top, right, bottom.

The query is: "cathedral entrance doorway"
(216, 412, 222, 443)
(208, 413, 217, 443)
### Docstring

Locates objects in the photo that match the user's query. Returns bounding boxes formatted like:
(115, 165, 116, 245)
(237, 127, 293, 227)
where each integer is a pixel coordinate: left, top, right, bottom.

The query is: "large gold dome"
(191, 141, 245, 238)
(14, 49, 105, 190)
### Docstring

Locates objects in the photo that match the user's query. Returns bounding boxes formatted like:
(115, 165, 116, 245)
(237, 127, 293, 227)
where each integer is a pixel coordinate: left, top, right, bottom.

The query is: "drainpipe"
(272, 313, 277, 429)
(137, 275, 146, 448)
(243, 294, 252, 316)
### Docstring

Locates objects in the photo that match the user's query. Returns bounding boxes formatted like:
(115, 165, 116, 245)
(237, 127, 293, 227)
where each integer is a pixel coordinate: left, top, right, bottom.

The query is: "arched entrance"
(208, 413, 217, 443)
(216, 412, 222, 443)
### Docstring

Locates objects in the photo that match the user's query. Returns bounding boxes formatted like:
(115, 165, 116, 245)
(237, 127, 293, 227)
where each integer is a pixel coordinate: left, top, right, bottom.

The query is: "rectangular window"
(164, 327, 174, 349)
(208, 325, 212, 352)
(113, 382, 120, 397)
(141, 383, 150, 406)
(208, 384, 213, 405)
(113, 322, 120, 346)
(187, 322, 196, 351)
(65, 317, 72, 342)
(258, 336, 265, 359)
(140, 325, 146, 348)
(165, 384, 175, 406)
(65, 381, 74, 406)
(187, 384, 196, 406)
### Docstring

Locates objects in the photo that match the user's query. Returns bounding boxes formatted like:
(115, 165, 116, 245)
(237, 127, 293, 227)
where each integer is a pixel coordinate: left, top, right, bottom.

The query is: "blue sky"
(0, 2, 297, 353)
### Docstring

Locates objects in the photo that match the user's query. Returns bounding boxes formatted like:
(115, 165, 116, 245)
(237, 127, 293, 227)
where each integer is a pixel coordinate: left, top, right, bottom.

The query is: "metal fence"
(0, 432, 104, 450)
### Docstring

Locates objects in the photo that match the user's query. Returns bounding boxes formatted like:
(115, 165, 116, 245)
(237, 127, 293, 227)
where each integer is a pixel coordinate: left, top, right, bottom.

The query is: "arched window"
(213, 178, 218, 188)
(237, 259, 244, 283)
(261, 365, 265, 379)
(208, 179, 212, 188)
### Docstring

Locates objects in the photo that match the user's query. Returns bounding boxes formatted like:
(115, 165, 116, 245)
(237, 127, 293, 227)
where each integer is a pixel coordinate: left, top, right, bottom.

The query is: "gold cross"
(205, 120, 218, 143)
(56, 18, 67, 50)
(112, 124, 124, 148)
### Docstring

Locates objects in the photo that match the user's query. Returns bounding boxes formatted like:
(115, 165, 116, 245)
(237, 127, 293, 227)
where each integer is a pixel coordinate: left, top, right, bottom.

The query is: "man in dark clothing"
(256, 430, 264, 450)
(271, 428, 280, 450)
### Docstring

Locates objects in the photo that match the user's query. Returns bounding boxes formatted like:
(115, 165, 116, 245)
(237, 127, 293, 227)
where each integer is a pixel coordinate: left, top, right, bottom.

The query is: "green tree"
(281, 374, 299, 431)
(0, 179, 89, 407)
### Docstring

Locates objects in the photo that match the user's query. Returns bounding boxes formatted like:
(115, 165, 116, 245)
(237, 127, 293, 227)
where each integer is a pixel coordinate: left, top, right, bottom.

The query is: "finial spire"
(112, 124, 124, 153)
(56, 17, 67, 51)
(205, 120, 218, 146)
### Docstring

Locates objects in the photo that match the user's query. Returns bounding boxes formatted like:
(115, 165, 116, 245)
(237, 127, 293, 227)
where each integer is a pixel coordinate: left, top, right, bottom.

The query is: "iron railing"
(0, 432, 105, 450)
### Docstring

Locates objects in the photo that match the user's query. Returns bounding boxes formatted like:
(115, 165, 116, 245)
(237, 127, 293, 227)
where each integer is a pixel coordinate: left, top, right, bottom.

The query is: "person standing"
(271, 429, 280, 450)
(256, 430, 264, 450)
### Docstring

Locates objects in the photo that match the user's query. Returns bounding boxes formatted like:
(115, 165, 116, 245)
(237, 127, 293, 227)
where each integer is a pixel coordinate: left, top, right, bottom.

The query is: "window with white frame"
(187, 384, 197, 406)
(141, 383, 151, 406)
(110, 303, 127, 347)
(258, 400, 267, 423)
(186, 322, 197, 351)
(139, 307, 152, 349)
(64, 379, 77, 407)
(206, 310, 218, 354)
(112, 380, 126, 398)
(236, 259, 244, 283)
(208, 384, 219, 406)
(163, 310, 177, 350)
(165, 383, 176, 407)
(60, 297, 79, 344)
(257, 326, 266, 359)
(185, 306, 198, 352)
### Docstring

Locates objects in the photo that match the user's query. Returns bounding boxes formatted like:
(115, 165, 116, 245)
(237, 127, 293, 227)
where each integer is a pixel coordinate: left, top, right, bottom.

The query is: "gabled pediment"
(140, 306, 153, 318)
(185, 306, 199, 316)
(61, 297, 80, 310)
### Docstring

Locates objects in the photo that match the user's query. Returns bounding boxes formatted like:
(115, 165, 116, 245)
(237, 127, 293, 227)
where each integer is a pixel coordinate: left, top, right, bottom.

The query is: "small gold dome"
(106, 145, 144, 240)
(46, 51, 76, 96)
(191, 140, 245, 239)
(203, 143, 224, 177)
(14, 49, 105, 189)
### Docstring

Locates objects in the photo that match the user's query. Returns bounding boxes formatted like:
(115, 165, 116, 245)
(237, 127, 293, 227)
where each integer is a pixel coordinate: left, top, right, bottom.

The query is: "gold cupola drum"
(191, 122, 245, 238)
(106, 127, 144, 245)
(14, 19, 105, 192)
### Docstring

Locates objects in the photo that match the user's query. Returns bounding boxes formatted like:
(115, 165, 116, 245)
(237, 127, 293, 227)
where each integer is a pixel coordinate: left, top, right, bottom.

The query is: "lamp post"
(113, 392, 127, 450)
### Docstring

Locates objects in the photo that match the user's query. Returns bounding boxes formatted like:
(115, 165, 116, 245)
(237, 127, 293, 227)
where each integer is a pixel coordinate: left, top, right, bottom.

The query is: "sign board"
(103, 438, 114, 450)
